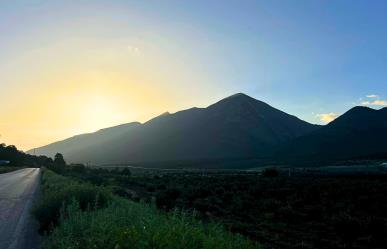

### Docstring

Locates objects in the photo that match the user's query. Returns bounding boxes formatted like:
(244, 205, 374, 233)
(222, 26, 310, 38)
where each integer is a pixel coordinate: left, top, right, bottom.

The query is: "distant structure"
(0, 160, 10, 166)
(381, 162, 387, 167)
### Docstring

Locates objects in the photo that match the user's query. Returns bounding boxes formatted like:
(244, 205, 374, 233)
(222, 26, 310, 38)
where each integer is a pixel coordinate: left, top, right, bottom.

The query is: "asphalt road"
(0, 168, 41, 249)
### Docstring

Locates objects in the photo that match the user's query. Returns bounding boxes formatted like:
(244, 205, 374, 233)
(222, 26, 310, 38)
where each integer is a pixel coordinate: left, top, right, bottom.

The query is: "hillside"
(29, 122, 141, 162)
(278, 106, 387, 161)
(29, 93, 318, 166)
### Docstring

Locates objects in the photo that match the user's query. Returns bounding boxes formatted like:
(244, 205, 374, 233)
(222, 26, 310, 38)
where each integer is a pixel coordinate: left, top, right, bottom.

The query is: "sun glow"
(1, 68, 180, 150)
(0, 2, 222, 151)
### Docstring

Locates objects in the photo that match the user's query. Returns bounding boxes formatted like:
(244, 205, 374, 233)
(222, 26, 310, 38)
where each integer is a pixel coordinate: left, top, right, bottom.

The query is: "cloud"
(361, 100, 387, 106)
(316, 113, 338, 124)
(358, 94, 387, 107)
(128, 45, 140, 54)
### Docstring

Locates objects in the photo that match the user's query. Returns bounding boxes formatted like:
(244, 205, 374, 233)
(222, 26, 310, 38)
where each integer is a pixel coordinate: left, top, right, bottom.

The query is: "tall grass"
(0, 166, 24, 174)
(44, 198, 259, 249)
(33, 170, 111, 232)
(37, 170, 260, 249)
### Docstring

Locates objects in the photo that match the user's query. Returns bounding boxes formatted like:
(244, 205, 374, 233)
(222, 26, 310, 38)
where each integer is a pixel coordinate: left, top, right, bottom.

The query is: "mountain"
(30, 122, 141, 161)
(278, 106, 387, 162)
(29, 93, 318, 166)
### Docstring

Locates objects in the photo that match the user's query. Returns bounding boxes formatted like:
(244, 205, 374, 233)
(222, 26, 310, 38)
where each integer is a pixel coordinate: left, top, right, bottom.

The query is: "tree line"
(0, 143, 66, 167)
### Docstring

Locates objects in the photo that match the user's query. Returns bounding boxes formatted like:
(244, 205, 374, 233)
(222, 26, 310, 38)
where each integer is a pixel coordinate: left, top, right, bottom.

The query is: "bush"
(156, 188, 181, 209)
(121, 167, 131, 176)
(33, 170, 111, 233)
(0, 166, 23, 174)
(70, 164, 86, 173)
(37, 170, 259, 249)
(262, 168, 279, 177)
(43, 198, 260, 249)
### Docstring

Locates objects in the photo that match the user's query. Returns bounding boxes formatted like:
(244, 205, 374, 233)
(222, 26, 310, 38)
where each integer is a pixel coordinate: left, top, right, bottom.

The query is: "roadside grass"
(33, 170, 111, 233)
(36, 170, 260, 249)
(0, 166, 24, 174)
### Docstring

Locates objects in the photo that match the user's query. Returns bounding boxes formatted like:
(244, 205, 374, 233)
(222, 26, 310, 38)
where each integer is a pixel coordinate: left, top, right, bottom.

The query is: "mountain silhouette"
(278, 106, 387, 161)
(29, 93, 318, 165)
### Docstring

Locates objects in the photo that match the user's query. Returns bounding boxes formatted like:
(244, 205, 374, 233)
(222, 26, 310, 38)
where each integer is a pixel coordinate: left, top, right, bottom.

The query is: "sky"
(1, 0, 387, 151)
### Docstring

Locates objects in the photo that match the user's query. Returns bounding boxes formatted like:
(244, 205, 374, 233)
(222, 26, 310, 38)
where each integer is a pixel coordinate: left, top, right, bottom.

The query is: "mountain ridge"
(29, 94, 387, 167)
(29, 93, 319, 166)
(277, 105, 387, 162)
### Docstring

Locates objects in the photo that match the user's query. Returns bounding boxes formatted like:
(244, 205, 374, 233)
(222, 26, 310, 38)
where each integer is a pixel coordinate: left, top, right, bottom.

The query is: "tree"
(71, 164, 86, 173)
(262, 168, 279, 177)
(42, 157, 54, 167)
(121, 167, 131, 176)
(54, 153, 66, 166)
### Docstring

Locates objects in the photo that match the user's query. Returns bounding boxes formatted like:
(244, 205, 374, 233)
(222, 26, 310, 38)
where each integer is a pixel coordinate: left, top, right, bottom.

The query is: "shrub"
(37, 170, 259, 249)
(43, 198, 260, 249)
(70, 164, 86, 173)
(262, 168, 279, 177)
(156, 188, 181, 209)
(121, 167, 131, 176)
(0, 166, 23, 174)
(33, 170, 111, 233)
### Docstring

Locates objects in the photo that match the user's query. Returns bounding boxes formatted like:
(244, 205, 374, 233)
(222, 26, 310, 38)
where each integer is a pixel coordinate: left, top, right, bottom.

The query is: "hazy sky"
(1, 0, 387, 150)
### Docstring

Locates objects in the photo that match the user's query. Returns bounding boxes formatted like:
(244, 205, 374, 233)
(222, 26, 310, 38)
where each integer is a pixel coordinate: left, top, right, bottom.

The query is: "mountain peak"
(160, 111, 170, 116)
(341, 106, 377, 117)
(227, 92, 250, 98)
(348, 105, 375, 112)
(210, 93, 258, 106)
(208, 92, 272, 113)
(221, 93, 256, 102)
(98, 122, 141, 132)
(328, 105, 385, 128)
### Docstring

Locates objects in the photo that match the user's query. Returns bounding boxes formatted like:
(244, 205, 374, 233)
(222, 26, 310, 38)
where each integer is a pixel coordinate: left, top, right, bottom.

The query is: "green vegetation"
(45, 198, 257, 249)
(0, 166, 24, 174)
(35, 169, 259, 249)
(33, 170, 111, 233)
(60, 166, 387, 249)
(0, 143, 54, 167)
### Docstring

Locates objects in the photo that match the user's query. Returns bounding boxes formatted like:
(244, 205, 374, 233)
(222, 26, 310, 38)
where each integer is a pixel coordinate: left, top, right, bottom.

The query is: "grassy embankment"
(0, 166, 24, 174)
(34, 169, 260, 249)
